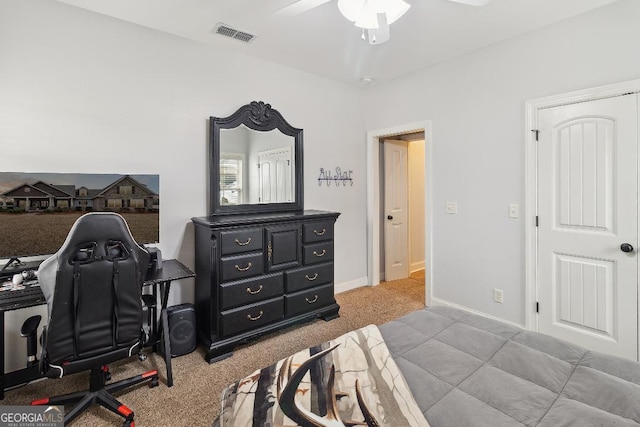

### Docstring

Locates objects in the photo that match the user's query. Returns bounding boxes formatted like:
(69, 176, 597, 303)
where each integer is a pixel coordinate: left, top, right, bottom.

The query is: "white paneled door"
(537, 94, 638, 360)
(384, 140, 409, 282)
(257, 147, 293, 203)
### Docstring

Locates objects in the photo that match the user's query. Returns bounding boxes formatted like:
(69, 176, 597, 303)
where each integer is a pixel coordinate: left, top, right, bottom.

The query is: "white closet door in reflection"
(220, 125, 296, 206)
(257, 147, 293, 203)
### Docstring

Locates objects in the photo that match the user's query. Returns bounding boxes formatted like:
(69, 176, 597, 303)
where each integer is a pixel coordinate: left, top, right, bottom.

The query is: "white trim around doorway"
(524, 78, 640, 331)
(366, 120, 433, 306)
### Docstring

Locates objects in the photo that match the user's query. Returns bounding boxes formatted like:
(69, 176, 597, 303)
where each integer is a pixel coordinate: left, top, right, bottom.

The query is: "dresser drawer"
(303, 221, 334, 243)
(220, 297, 284, 337)
(220, 228, 263, 255)
(303, 241, 334, 265)
(285, 284, 334, 317)
(220, 273, 284, 310)
(220, 253, 264, 282)
(285, 263, 333, 293)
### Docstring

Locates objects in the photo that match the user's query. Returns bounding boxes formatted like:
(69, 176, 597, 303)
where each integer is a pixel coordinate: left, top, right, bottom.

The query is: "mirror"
(210, 101, 304, 216)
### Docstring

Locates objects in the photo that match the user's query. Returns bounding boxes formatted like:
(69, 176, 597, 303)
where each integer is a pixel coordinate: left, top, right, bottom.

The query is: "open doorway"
(366, 121, 432, 306)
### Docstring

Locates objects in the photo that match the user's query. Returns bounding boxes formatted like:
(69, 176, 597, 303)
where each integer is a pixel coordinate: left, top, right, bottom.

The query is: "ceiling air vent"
(213, 23, 257, 44)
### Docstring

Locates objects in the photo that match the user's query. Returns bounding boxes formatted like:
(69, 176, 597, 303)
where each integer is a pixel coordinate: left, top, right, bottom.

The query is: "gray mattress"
(378, 306, 640, 426)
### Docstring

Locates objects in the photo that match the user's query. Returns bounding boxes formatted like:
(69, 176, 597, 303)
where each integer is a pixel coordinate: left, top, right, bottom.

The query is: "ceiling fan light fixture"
(337, 0, 365, 22)
(354, 4, 380, 29)
(378, 0, 410, 25)
(338, 0, 410, 29)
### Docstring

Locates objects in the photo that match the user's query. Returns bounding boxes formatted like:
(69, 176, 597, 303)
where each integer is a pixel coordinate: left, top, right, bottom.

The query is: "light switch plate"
(446, 202, 458, 214)
(509, 204, 519, 218)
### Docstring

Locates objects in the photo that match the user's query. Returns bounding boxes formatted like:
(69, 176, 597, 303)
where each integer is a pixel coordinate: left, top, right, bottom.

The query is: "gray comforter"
(378, 306, 640, 426)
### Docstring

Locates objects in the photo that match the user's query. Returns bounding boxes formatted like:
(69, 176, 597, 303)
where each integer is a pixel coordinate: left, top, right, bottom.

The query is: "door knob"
(387, 215, 393, 220)
(620, 243, 634, 253)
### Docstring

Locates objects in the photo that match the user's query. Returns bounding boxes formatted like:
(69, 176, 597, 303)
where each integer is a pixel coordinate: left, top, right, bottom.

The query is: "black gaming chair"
(31, 212, 159, 426)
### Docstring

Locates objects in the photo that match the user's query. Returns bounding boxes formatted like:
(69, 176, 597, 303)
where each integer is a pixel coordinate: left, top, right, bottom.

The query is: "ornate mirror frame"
(210, 101, 304, 216)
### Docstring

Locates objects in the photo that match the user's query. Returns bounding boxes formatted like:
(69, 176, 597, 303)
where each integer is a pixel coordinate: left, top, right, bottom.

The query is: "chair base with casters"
(31, 366, 159, 426)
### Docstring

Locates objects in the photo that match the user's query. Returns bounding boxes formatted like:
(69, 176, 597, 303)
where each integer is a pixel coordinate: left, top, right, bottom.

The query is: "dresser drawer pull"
(305, 273, 318, 281)
(305, 295, 319, 304)
(247, 310, 263, 321)
(313, 249, 327, 257)
(235, 262, 252, 272)
(313, 228, 326, 236)
(235, 237, 252, 246)
(246, 284, 263, 295)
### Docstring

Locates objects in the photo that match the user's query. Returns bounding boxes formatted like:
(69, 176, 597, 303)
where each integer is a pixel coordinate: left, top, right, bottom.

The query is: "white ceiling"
(55, 0, 618, 86)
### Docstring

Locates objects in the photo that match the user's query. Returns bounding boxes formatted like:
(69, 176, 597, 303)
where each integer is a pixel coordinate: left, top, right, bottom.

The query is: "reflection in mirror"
(210, 101, 304, 216)
(219, 125, 295, 206)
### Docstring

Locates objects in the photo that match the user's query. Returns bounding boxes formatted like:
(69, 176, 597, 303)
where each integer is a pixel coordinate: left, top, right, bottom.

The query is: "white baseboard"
(410, 261, 425, 273)
(335, 277, 369, 294)
(429, 297, 526, 329)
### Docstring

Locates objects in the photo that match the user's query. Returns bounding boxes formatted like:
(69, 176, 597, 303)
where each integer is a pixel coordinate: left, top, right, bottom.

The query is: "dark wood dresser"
(191, 210, 340, 362)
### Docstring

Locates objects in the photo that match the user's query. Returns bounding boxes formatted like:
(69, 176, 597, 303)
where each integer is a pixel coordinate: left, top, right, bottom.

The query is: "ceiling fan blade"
(447, 0, 491, 6)
(274, 0, 334, 18)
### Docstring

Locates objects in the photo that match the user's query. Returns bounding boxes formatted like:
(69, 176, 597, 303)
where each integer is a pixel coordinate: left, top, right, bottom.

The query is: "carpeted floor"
(2, 271, 425, 426)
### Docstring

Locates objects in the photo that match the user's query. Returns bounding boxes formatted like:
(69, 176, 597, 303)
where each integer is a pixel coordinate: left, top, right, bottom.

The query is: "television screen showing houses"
(0, 172, 160, 259)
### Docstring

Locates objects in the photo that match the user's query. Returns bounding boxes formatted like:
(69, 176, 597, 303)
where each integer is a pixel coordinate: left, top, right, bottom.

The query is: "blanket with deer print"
(216, 324, 430, 427)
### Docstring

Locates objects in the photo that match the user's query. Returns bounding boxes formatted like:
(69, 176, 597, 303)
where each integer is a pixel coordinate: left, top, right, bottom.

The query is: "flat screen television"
(0, 172, 160, 269)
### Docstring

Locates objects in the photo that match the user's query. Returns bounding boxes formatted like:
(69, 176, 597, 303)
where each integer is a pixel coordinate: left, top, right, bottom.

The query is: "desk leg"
(151, 285, 158, 351)
(161, 281, 171, 311)
(1, 311, 5, 400)
(161, 308, 173, 387)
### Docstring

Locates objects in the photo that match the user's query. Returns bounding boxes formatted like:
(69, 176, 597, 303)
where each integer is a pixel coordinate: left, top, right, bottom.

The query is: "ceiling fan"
(275, 0, 492, 45)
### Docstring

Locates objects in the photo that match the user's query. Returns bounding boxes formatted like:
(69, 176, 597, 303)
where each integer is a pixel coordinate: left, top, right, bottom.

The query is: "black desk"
(0, 281, 46, 401)
(142, 259, 195, 387)
(0, 258, 194, 399)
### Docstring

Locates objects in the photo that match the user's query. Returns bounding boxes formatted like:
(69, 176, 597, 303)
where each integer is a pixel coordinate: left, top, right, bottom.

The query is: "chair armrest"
(20, 315, 42, 366)
(20, 315, 41, 337)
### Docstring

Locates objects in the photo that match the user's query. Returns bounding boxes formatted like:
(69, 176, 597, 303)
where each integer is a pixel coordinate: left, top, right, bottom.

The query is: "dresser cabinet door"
(266, 224, 301, 272)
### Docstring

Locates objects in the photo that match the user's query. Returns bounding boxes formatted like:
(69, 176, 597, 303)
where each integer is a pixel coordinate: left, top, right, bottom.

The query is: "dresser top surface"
(191, 210, 340, 227)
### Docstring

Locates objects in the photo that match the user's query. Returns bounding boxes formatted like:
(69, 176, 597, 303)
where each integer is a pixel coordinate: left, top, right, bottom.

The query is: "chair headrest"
(40, 213, 148, 273)
(107, 243, 123, 258)
(68, 240, 128, 264)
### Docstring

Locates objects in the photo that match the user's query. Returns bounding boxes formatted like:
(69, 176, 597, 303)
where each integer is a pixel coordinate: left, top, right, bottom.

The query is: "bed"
(215, 306, 640, 426)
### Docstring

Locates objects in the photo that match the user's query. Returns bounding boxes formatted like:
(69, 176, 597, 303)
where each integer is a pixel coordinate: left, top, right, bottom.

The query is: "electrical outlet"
(446, 202, 458, 214)
(493, 288, 504, 304)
